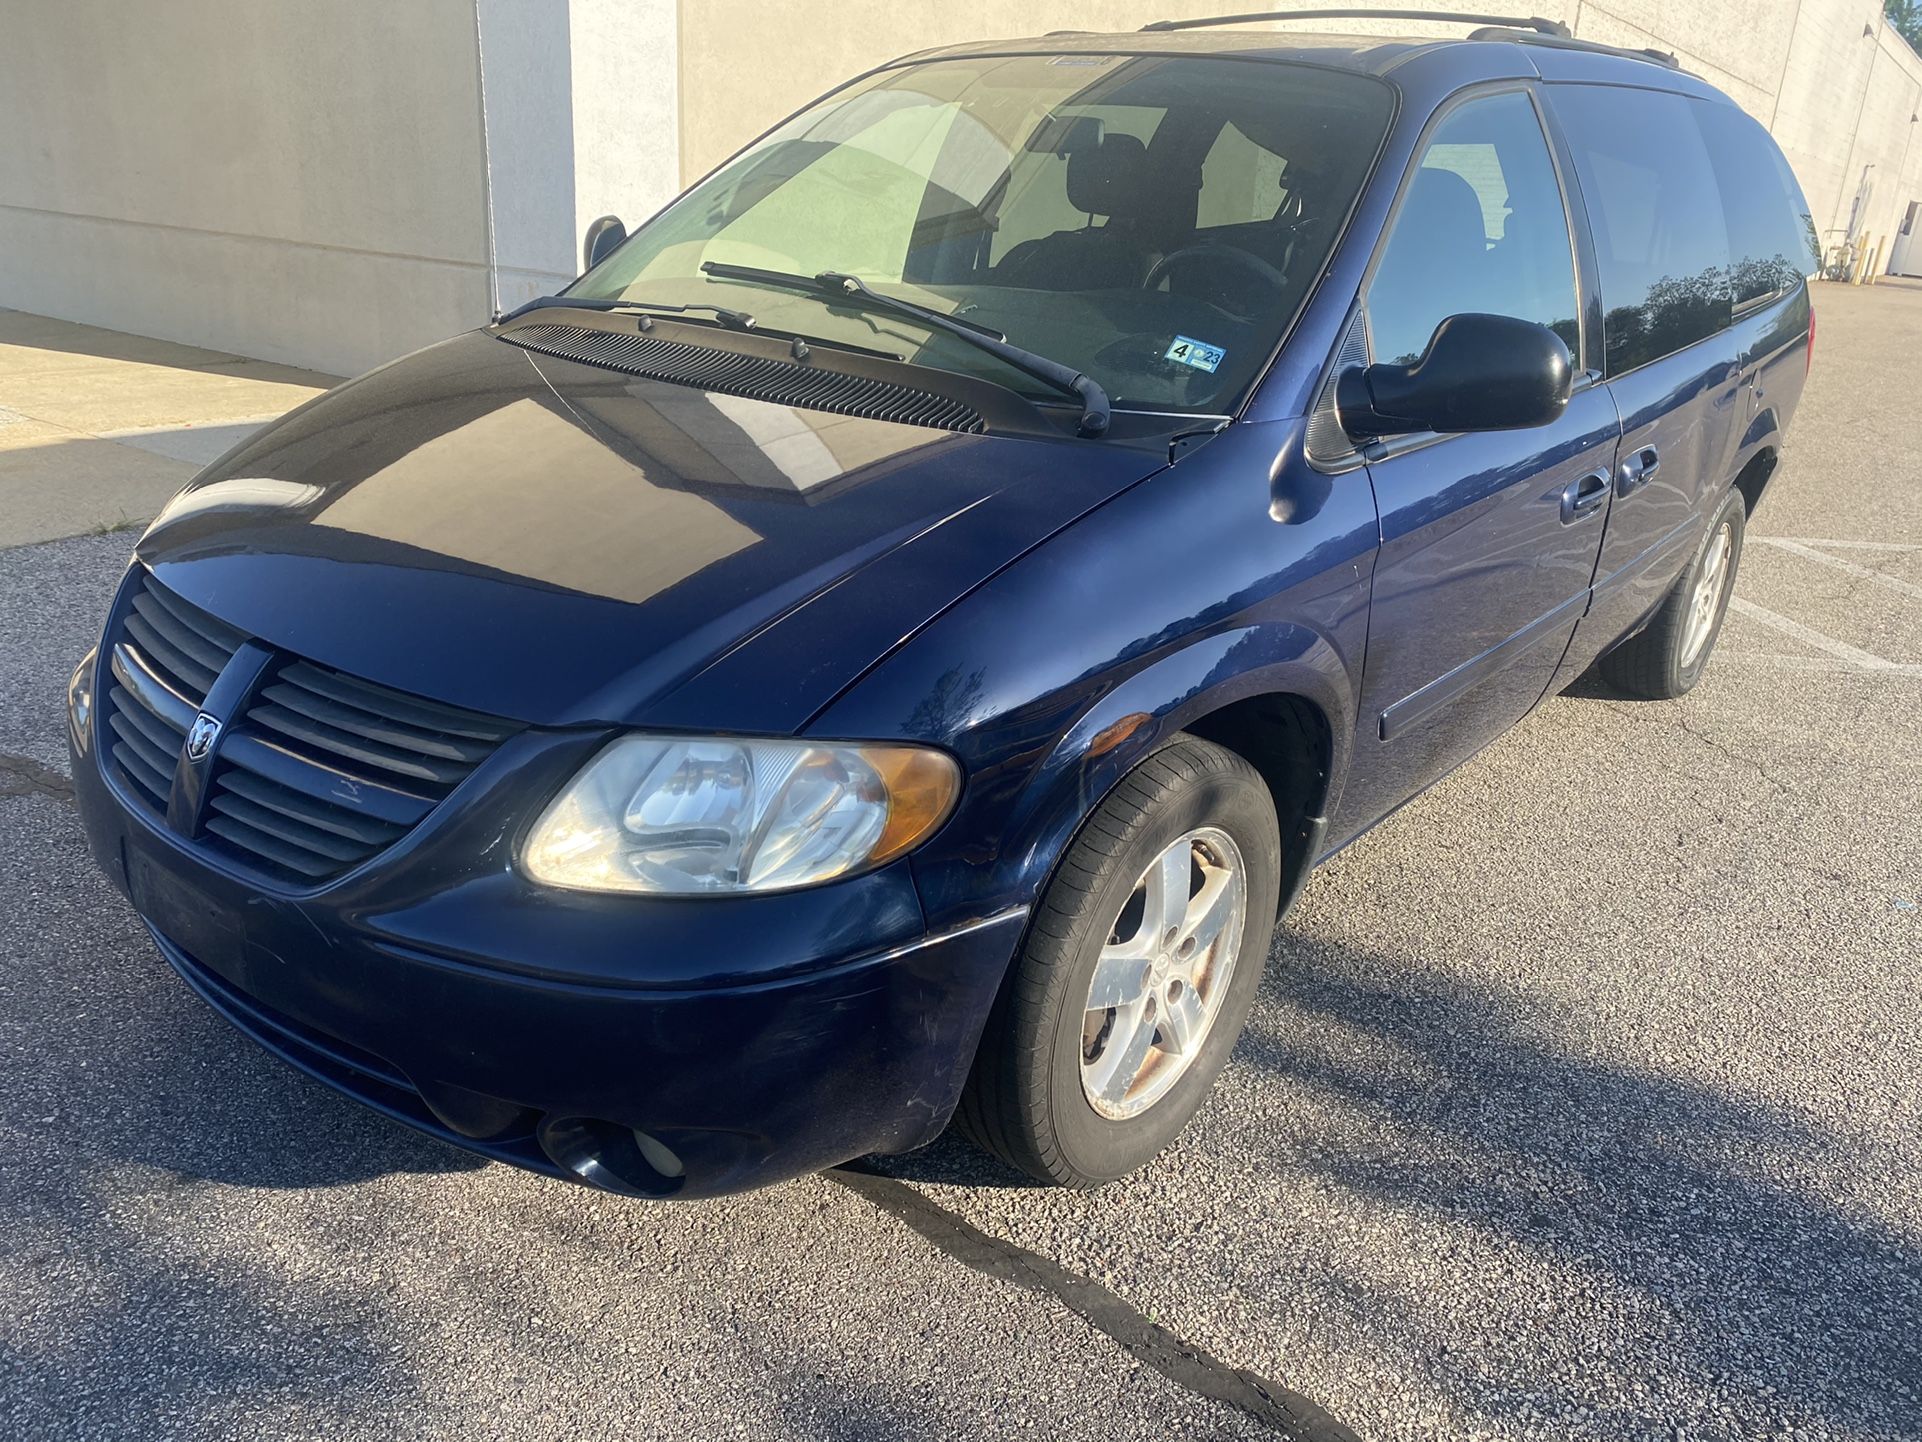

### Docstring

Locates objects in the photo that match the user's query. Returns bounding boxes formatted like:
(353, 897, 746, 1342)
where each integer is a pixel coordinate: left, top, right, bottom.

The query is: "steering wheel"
(1144, 243, 1289, 315)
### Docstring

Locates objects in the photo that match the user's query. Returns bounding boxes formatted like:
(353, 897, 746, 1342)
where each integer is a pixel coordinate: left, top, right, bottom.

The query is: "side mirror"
(582, 214, 627, 272)
(1337, 313, 1572, 442)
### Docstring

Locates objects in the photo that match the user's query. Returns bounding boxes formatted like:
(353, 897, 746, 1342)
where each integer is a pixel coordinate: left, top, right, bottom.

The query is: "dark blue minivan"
(68, 14, 1818, 1197)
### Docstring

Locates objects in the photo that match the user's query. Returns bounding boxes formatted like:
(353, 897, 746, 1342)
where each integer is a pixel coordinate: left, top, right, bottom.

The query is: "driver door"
(1330, 86, 1620, 840)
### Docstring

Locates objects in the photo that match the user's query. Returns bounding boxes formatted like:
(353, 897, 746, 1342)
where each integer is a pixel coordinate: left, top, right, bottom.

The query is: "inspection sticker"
(1164, 336, 1225, 373)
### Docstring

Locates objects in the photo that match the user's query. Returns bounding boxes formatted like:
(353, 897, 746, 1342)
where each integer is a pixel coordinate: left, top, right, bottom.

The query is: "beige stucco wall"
(1769, 0, 1922, 251)
(0, 0, 680, 376)
(0, 0, 496, 376)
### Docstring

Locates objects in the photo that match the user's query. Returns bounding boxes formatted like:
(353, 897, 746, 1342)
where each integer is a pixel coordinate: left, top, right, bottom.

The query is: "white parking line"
(1756, 536, 1920, 552)
(1753, 538, 1922, 601)
(1717, 651, 1922, 678)
(1726, 596, 1922, 675)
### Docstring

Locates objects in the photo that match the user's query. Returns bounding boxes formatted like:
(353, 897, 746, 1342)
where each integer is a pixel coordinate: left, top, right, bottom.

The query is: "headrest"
(1404, 167, 1488, 256)
(1028, 112, 1104, 155)
(1066, 133, 1149, 219)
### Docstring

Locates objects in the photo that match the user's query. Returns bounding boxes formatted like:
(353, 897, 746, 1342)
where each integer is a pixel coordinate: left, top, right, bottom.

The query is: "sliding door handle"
(1617, 447, 1660, 496)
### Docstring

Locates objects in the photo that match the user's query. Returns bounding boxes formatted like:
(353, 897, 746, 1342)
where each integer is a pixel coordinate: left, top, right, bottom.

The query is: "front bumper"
(72, 732, 1023, 1200)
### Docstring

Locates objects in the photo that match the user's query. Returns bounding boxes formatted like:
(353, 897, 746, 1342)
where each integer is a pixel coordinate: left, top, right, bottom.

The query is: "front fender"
(810, 417, 1378, 934)
(985, 625, 1353, 908)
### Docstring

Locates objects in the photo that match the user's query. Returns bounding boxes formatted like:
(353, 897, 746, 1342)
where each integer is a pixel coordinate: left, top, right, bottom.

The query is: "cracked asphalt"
(2, 280, 1919, 1442)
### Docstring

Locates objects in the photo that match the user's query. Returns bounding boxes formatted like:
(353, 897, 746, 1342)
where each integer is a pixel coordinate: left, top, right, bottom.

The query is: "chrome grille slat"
(106, 683, 185, 753)
(109, 642, 199, 730)
(205, 656, 515, 883)
(216, 733, 435, 828)
(122, 609, 219, 696)
(501, 322, 986, 434)
(102, 574, 229, 819)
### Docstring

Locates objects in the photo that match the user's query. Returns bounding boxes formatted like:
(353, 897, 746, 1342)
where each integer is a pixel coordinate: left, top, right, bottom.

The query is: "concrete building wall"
(3, 0, 1917, 377)
(1768, 0, 1922, 251)
(474, 0, 578, 315)
(566, 0, 681, 282)
(0, 0, 494, 375)
(0, 0, 678, 376)
(1833, 23, 1922, 249)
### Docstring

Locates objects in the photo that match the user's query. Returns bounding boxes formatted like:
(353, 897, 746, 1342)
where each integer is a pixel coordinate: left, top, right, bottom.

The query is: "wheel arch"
(946, 622, 1354, 933)
(1731, 444, 1779, 517)
(1183, 689, 1334, 920)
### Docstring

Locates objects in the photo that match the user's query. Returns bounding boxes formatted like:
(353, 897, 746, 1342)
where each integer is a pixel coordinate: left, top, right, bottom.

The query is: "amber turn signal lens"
(867, 746, 962, 864)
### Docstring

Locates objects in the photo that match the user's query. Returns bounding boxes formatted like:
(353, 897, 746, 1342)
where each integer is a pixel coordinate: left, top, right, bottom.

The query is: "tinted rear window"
(1693, 101, 1820, 307)
(1549, 85, 1731, 374)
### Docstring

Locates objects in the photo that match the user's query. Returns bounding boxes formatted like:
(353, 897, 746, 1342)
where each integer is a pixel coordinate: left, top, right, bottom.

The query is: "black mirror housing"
(1337, 313, 1573, 442)
(582, 214, 628, 273)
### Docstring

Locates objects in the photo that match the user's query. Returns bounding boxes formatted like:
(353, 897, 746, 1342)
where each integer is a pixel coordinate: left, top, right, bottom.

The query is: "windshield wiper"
(496, 292, 903, 361)
(700, 262, 1111, 437)
(501, 293, 761, 330)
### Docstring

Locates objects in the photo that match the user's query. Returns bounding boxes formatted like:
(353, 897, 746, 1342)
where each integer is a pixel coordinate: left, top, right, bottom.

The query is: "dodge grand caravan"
(69, 13, 1819, 1198)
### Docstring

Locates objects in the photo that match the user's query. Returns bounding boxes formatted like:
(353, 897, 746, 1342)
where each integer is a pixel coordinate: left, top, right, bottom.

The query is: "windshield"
(570, 54, 1393, 417)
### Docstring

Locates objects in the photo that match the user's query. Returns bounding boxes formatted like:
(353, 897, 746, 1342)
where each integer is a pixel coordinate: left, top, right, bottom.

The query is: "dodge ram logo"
(185, 712, 222, 763)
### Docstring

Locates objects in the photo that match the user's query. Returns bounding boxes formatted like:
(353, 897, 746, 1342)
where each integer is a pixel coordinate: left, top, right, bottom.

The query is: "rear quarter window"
(1692, 102, 1821, 308)
(1549, 85, 1732, 375)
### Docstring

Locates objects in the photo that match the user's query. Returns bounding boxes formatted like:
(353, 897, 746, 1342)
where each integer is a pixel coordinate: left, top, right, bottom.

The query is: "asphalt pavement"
(1, 281, 1917, 1442)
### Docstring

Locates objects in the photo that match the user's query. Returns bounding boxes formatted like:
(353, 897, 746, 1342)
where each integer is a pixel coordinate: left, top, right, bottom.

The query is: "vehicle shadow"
(1234, 929, 1922, 1437)
(1556, 667, 1631, 701)
(845, 1131, 1040, 1190)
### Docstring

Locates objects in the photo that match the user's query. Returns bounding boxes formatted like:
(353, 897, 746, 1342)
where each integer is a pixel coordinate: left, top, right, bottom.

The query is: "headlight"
(522, 735, 961, 895)
(67, 647, 97, 755)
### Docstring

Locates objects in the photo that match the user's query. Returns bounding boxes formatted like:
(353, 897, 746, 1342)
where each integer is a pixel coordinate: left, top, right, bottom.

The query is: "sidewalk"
(0, 309, 339, 548)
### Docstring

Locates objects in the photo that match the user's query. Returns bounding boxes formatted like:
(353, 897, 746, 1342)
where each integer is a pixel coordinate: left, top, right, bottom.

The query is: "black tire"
(956, 736, 1281, 1187)
(1598, 487, 1747, 700)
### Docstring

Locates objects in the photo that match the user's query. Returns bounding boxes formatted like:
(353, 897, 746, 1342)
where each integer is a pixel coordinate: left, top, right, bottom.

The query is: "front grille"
(101, 570, 519, 886)
(103, 573, 245, 815)
(203, 658, 519, 883)
(501, 322, 988, 434)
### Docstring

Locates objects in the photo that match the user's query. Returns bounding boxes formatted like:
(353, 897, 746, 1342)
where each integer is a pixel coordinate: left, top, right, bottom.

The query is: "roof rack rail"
(1140, 9, 1571, 36)
(1466, 24, 1681, 69)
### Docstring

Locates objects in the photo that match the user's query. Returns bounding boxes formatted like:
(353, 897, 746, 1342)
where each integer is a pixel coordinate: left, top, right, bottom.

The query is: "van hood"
(135, 329, 1166, 732)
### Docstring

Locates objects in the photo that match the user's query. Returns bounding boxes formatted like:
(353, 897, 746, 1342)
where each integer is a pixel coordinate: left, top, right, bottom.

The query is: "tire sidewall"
(1041, 755, 1281, 1183)
(1672, 490, 1747, 694)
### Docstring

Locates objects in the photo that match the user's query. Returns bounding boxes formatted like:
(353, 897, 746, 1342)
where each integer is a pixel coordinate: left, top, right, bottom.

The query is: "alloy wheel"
(1682, 519, 1734, 667)
(1080, 826, 1248, 1120)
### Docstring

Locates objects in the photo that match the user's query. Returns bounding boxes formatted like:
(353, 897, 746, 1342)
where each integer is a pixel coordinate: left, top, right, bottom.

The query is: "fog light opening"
(538, 1116, 686, 1198)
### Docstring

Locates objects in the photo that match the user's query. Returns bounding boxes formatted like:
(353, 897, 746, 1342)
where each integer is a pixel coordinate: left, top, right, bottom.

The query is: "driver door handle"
(1560, 469, 1610, 524)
